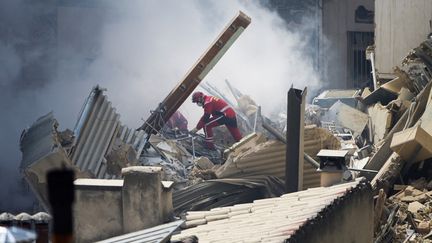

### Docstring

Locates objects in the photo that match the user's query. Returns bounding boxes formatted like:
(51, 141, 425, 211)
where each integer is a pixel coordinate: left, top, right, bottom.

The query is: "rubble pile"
(14, 5, 432, 240)
(374, 179, 432, 242)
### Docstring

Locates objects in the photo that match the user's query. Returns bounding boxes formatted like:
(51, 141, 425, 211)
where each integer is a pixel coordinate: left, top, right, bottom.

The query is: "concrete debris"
(106, 139, 139, 176)
(149, 135, 193, 168)
(379, 181, 432, 242)
(237, 95, 258, 117)
(407, 201, 425, 214)
(391, 124, 432, 163)
(361, 85, 399, 107)
(19, 112, 85, 211)
(368, 103, 393, 144)
(305, 104, 322, 126)
(312, 89, 361, 108)
(323, 100, 369, 137)
(16, 9, 432, 243)
(57, 128, 74, 149)
(193, 157, 214, 170)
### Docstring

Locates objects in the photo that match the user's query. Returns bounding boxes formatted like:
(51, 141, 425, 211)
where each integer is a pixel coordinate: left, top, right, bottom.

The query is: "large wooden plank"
(138, 11, 251, 134)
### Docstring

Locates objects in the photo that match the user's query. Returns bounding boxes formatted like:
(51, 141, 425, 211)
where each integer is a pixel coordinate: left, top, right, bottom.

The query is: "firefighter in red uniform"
(190, 91, 242, 150)
(165, 110, 188, 132)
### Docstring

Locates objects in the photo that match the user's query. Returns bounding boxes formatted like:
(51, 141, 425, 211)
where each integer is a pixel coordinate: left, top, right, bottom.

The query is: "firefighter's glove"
(190, 128, 198, 135)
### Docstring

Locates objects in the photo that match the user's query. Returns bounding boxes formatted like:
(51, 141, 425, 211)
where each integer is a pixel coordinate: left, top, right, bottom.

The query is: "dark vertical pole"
(47, 169, 75, 243)
(286, 87, 306, 193)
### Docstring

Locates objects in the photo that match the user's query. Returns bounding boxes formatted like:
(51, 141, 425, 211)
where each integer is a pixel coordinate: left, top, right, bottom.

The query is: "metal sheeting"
(95, 220, 184, 243)
(71, 87, 120, 178)
(20, 112, 59, 169)
(216, 127, 340, 190)
(173, 176, 285, 215)
(70, 86, 147, 179)
(215, 140, 285, 178)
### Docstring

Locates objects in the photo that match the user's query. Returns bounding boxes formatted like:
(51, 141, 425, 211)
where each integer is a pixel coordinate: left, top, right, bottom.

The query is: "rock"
(194, 157, 214, 170)
(404, 186, 415, 196)
(401, 193, 428, 203)
(106, 140, 138, 176)
(408, 201, 425, 214)
(401, 195, 417, 203)
(417, 221, 430, 234)
(57, 129, 74, 148)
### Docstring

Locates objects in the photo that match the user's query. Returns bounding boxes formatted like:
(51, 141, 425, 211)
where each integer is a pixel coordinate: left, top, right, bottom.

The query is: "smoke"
(0, 0, 320, 212)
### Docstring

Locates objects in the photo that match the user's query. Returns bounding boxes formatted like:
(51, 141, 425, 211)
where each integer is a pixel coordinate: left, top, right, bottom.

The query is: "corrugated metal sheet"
(71, 87, 120, 178)
(173, 176, 285, 215)
(20, 112, 59, 169)
(71, 86, 147, 179)
(95, 220, 184, 243)
(172, 179, 365, 242)
(216, 127, 340, 189)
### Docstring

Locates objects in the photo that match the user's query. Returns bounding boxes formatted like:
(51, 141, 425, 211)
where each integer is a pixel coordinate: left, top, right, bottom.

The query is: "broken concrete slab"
(322, 101, 369, 137)
(417, 221, 430, 234)
(381, 68, 414, 94)
(193, 157, 214, 170)
(408, 201, 425, 214)
(361, 87, 398, 107)
(106, 139, 138, 176)
(368, 103, 393, 144)
(398, 87, 415, 101)
(312, 89, 361, 108)
(390, 124, 432, 163)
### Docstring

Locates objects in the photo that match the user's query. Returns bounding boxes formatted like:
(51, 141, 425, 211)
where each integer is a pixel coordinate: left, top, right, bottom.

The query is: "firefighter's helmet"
(192, 91, 204, 103)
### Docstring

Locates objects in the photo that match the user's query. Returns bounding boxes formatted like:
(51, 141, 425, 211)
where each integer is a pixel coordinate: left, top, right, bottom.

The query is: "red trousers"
(203, 115, 242, 149)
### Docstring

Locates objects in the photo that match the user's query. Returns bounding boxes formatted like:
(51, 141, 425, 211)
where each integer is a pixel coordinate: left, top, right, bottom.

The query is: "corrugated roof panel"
(96, 220, 184, 243)
(216, 141, 320, 189)
(70, 87, 147, 178)
(71, 89, 121, 178)
(173, 179, 366, 242)
(217, 127, 340, 190)
(20, 112, 58, 169)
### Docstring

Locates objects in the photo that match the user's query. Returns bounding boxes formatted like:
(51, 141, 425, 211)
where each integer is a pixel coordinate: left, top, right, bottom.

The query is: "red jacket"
(166, 111, 188, 130)
(196, 96, 236, 129)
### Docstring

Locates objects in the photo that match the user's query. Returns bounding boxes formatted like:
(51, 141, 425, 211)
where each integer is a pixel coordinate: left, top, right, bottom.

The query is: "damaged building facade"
(7, 0, 432, 243)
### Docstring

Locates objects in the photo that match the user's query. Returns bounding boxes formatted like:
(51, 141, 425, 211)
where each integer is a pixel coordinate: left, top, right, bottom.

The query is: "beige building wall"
(375, 0, 432, 79)
(321, 0, 374, 88)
